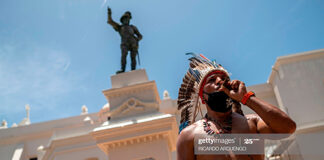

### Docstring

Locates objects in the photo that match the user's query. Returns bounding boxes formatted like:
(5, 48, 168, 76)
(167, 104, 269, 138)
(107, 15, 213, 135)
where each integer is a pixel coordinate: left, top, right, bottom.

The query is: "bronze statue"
(107, 7, 143, 74)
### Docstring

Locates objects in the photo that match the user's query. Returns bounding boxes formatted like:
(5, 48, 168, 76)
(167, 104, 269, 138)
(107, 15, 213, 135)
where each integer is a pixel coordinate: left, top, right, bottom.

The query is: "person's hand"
(108, 7, 112, 15)
(220, 80, 247, 102)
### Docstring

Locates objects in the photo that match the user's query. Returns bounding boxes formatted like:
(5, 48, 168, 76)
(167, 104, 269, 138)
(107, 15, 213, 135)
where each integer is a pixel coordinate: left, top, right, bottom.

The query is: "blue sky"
(0, 0, 323, 126)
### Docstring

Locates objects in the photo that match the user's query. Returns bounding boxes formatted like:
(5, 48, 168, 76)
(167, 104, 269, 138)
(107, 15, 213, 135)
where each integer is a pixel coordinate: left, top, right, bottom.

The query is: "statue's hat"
(120, 11, 132, 23)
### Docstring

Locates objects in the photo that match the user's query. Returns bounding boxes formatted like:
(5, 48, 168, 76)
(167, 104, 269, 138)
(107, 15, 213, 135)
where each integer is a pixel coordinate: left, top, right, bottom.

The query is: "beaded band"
(241, 91, 255, 105)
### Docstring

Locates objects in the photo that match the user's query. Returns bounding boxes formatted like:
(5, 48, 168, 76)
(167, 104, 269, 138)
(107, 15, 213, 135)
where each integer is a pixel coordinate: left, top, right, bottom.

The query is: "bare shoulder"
(178, 120, 201, 142)
(177, 120, 204, 160)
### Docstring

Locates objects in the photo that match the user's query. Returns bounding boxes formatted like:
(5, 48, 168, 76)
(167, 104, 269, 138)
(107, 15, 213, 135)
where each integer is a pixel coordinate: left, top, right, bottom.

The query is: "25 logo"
(244, 139, 253, 144)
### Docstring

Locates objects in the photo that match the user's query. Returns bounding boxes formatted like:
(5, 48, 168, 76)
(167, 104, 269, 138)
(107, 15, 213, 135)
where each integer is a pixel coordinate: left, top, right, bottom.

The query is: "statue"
(107, 7, 143, 74)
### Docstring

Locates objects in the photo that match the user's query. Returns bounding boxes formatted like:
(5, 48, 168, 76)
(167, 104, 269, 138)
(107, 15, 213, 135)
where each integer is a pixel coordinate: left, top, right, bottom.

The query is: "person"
(107, 7, 143, 74)
(177, 53, 296, 160)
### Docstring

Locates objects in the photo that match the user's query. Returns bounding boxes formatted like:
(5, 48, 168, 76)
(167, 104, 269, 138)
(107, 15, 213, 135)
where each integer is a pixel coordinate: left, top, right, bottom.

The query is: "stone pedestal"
(92, 69, 178, 160)
(110, 69, 149, 88)
(101, 69, 160, 120)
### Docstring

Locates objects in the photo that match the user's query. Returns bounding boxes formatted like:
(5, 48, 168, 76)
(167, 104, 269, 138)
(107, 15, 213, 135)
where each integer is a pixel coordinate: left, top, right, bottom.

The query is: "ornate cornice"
(103, 97, 159, 119)
(91, 114, 178, 154)
(268, 49, 324, 84)
(102, 81, 160, 104)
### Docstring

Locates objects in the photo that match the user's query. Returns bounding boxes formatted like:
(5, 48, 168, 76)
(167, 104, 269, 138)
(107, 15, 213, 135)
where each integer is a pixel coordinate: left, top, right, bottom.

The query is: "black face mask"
(204, 91, 232, 113)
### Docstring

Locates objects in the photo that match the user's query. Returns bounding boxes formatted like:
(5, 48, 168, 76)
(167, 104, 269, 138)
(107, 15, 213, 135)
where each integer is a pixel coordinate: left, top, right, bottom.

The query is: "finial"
(1, 120, 8, 129)
(163, 90, 170, 100)
(25, 104, 30, 119)
(81, 105, 88, 115)
(25, 104, 30, 110)
(19, 104, 31, 126)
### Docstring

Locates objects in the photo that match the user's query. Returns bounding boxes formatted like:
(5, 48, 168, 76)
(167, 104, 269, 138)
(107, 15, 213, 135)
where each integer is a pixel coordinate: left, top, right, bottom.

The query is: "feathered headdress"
(177, 53, 230, 133)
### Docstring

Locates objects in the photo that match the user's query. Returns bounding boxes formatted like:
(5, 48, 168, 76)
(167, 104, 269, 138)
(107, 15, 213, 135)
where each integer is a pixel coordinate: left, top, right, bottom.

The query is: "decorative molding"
(99, 132, 174, 155)
(105, 85, 152, 98)
(42, 134, 98, 160)
(105, 133, 165, 151)
(268, 49, 324, 84)
(102, 81, 160, 104)
(0, 130, 53, 146)
(91, 115, 178, 155)
(296, 119, 324, 134)
(102, 97, 159, 119)
(247, 83, 275, 98)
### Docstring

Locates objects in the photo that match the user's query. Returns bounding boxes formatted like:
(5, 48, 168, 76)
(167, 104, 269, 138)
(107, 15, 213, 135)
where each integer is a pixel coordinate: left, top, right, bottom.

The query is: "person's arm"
(107, 7, 120, 31)
(245, 96, 296, 133)
(132, 25, 142, 41)
(177, 125, 195, 160)
(221, 80, 296, 134)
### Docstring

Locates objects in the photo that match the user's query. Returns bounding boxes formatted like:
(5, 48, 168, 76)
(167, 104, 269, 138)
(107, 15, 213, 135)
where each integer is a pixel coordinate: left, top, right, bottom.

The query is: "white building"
(0, 49, 323, 160)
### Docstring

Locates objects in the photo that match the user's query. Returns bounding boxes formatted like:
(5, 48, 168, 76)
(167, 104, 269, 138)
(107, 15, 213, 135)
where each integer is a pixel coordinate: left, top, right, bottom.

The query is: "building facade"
(0, 49, 323, 160)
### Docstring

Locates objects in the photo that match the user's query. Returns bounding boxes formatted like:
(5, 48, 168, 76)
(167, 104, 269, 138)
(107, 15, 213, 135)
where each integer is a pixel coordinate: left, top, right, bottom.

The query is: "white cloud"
(0, 43, 79, 114)
(100, 0, 107, 9)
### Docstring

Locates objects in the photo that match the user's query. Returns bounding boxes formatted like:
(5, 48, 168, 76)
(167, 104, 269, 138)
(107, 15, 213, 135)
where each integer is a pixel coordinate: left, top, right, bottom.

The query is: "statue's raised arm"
(107, 7, 121, 31)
